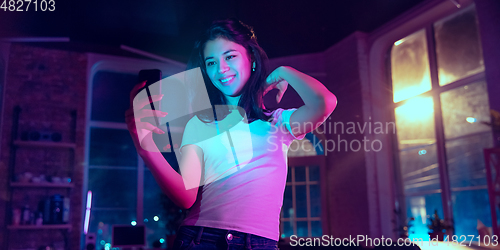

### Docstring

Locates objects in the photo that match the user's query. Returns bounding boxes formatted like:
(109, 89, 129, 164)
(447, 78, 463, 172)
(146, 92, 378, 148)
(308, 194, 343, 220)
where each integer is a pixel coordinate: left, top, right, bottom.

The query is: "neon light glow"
(84, 190, 92, 235)
(394, 39, 404, 46)
(466, 117, 476, 123)
(395, 96, 434, 122)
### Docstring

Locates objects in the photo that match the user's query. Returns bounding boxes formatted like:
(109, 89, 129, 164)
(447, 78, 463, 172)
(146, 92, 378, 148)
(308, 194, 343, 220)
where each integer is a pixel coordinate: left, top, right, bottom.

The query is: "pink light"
(84, 191, 92, 235)
(84, 210, 91, 235)
(86, 191, 92, 209)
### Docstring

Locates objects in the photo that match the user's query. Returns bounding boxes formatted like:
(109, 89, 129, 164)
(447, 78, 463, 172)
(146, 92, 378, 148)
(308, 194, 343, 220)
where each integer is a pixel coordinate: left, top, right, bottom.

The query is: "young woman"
(125, 18, 337, 250)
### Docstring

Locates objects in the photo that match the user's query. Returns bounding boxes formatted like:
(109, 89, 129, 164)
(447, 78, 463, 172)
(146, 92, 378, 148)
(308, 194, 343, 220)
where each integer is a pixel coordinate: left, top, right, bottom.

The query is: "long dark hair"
(186, 18, 271, 123)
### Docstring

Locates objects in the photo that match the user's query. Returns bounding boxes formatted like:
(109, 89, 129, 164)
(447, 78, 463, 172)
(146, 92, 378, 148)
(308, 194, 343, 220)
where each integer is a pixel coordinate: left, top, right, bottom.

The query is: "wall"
(268, 32, 372, 238)
(0, 44, 87, 250)
(476, 0, 500, 147)
(323, 33, 372, 238)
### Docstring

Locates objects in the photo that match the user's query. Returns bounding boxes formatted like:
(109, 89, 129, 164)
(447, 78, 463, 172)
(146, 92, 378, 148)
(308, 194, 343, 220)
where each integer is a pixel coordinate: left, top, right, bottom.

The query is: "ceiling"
(1, 0, 427, 63)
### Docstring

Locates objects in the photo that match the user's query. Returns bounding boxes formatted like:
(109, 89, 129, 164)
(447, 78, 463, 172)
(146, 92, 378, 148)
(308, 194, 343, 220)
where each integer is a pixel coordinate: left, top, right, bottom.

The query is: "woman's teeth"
(221, 76, 234, 83)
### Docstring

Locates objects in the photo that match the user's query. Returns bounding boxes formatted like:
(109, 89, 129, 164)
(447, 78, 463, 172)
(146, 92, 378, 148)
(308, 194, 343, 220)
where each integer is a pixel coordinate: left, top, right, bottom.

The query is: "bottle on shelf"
(50, 194, 64, 224)
(21, 205, 30, 225)
(12, 208, 21, 225)
(35, 211, 44, 226)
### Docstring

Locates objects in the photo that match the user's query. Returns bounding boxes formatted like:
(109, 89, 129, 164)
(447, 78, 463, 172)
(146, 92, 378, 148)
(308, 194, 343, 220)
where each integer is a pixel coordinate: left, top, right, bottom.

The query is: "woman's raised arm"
(266, 66, 337, 137)
(125, 81, 202, 209)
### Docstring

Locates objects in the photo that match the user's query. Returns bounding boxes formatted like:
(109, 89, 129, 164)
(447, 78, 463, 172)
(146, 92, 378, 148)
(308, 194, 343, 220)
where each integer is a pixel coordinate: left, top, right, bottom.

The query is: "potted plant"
(427, 210, 453, 241)
(393, 208, 415, 239)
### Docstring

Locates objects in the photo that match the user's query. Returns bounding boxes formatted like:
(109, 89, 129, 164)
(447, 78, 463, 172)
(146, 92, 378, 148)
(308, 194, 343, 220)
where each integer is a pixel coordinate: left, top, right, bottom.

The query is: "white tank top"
(179, 108, 304, 241)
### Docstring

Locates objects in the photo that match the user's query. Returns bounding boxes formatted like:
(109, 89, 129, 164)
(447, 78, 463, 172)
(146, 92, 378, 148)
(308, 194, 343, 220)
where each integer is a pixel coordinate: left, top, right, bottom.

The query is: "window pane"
(89, 127, 137, 166)
(295, 166, 306, 182)
(281, 220, 293, 238)
(391, 29, 431, 103)
(441, 81, 492, 188)
(309, 165, 320, 181)
(406, 194, 443, 240)
(310, 184, 321, 218)
(311, 221, 322, 237)
(282, 186, 293, 218)
(88, 168, 137, 208)
(440, 81, 491, 139)
(297, 221, 308, 237)
(395, 97, 436, 150)
(89, 209, 137, 248)
(91, 71, 138, 123)
(452, 189, 491, 236)
(296, 185, 307, 218)
(286, 167, 292, 183)
(434, 6, 484, 86)
(440, 81, 493, 237)
(400, 145, 440, 194)
(446, 135, 492, 188)
(395, 97, 440, 194)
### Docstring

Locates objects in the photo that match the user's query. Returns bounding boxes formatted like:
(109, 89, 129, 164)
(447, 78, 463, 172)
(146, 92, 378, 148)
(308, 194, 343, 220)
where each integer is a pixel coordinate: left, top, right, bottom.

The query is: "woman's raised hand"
(265, 66, 289, 103)
(125, 81, 168, 153)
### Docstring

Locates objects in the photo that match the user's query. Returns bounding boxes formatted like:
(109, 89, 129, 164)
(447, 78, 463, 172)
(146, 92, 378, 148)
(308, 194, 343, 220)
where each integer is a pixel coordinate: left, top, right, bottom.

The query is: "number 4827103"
(1, 0, 55, 11)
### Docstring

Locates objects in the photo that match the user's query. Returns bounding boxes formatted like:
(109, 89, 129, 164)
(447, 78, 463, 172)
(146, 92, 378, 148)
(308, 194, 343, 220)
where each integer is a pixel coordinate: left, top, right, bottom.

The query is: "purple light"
(84, 191, 92, 235)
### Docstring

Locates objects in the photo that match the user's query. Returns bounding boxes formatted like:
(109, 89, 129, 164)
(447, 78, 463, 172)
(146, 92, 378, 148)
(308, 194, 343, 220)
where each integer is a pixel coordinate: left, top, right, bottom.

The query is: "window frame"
(83, 53, 185, 247)
(280, 155, 327, 241)
(364, 0, 477, 237)
(388, 3, 488, 235)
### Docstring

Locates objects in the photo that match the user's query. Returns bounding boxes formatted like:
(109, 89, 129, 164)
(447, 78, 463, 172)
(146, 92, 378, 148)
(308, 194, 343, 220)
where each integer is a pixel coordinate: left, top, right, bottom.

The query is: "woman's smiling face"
(203, 37, 252, 98)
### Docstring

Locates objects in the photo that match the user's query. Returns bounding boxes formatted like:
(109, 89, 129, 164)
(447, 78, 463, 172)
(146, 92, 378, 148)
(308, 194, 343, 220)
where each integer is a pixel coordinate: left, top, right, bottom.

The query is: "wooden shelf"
(7, 224, 71, 230)
(6, 106, 78, 250)
(10, 182, 74, 188)
(13, 140, 76, 149)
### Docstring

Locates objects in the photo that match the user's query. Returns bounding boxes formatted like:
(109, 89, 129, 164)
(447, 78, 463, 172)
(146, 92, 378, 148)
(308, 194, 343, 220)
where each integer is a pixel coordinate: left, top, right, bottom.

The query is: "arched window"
(389, 4, 491, 238)
(85, 54, 185, 248)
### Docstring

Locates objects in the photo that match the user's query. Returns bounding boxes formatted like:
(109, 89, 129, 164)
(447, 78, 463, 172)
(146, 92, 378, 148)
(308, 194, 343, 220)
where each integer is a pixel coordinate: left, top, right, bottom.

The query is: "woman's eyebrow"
(204, 49, 238, 62)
